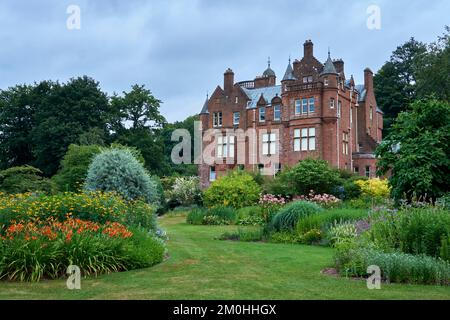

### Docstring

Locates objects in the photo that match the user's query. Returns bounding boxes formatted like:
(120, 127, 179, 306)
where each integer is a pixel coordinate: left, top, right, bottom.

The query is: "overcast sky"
(0, 0, 448, 122)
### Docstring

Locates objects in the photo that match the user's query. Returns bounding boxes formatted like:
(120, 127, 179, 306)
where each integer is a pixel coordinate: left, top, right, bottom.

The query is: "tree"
(0, 165, 54, 194)
(376, 99, 450, 201)
(52, 144, 101, 192)
(110, 84, 165, 131)
(31, 77, 110, 176)
(0, 85, 36, 169)
(416, 26, 450, 101)
(374, 38, 427, 134)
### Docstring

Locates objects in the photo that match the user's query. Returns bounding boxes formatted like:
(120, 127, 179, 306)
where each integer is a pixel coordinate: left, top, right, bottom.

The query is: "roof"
(355, 84, 367, 102)
(200, 97, 209, 114)
(282, 62, 296, 81)
(321, 55, 338, 75)
(263, 67, 276, 77)
(242, 85, 282, 109)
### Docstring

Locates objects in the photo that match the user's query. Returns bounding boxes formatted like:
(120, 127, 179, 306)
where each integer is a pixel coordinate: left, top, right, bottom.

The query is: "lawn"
(0, 214, 449, 300)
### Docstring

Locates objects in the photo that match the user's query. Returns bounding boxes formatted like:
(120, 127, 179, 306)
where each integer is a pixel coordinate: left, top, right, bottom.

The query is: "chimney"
(224, 68, 234, 94)
(364, 68, 373, 91)
(303, 40, 313, 59)
(333, 59, 344, 74)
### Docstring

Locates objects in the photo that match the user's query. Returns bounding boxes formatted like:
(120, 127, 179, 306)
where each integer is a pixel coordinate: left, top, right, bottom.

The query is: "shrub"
(0, 192, 157, 232)
(205, 206, 237, 224)
(236, 206, 265, 226)
(339, 248, 450, 286)
(340, 180, 362, 200)
(355, 178, 391, 199)
(303, 229, 323, 245)
(0, 166, 55, 195)
(367, 207, 450, 261)
(203, 171, 261, 209)
(53, 144, 101, 192)
(219, 227, 264, 242)
(294, 191, 341, 208)
(0, 219, 164, 282)
(268, 158, 341, 197)
(327, 222, 358, 247)
(271, 201, 323, 232)
(84, 149, 158, 205)
(167, 176, 201, 207)
(296, 208, 369, 235)
(186, 208, 207, 225)
(269, 232, 303, 244)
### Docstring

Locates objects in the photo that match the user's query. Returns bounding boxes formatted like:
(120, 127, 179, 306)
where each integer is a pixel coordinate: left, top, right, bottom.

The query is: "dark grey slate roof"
(200, 97, 209, 114)
(242, 85, 281, 109)
(263, 67, 276, 77)
(282, 62, 296, 81)
(355, 84, 367, 102)
(321, 55, 338, 75)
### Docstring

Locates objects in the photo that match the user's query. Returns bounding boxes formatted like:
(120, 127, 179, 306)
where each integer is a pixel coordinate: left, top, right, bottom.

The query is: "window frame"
(233, 112, 240, 125)
(273, 105, 281, 121)
(259, 107, 266, 122)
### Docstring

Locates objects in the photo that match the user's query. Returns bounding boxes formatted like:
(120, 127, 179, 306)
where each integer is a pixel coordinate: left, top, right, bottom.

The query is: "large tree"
(376, 98, 450, 201)
(0, 85, 36, 169)
(374, 38, 427, 134)
(31, 76, 110, 176)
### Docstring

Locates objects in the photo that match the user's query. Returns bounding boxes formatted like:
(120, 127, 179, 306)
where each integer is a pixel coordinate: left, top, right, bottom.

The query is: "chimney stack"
(364, 68, 373, 91)
(333, 59, 344, 74)
(224, 68, 234, 94)
(303, 40, 313, 59)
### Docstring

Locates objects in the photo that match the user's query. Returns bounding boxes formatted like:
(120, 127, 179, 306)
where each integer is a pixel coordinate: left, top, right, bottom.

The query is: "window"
(324, 77, 329, 86)
(274, 163, 282, 175)
(330, 98, 335, 109)
(350, 107, 353, 123)
(365, 166, 371, 177)
(369, 106, 373, 121)
(213, 112, 222, 127)
(354, 166, 359, 174)
(259, 107, 266, 122)
(217, 136, 235, 158)
(262, 133, 276, 155)
(258, 164, 265, 174)
(337, 101, 342, 118)
(295, 100, 301, 115)
(294, 127, 316, 151)
(309, 97, 315, 113)
(209, 167, 216, 181)
(233, 112, 240, 125)
(342, 132, 349, 155)
(235, 96, 239, 104)
(302, 98, 308, 114)
(274, 105, 281, 121)
(303, 75, 313, 83)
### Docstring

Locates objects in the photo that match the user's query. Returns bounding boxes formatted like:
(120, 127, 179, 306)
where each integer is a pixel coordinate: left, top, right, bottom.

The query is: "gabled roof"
(242, 85, 282, 109)
(282, 62, 296, 81)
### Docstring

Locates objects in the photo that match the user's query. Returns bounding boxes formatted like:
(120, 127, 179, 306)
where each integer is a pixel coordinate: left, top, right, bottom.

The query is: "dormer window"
(303, 76, 313, 83)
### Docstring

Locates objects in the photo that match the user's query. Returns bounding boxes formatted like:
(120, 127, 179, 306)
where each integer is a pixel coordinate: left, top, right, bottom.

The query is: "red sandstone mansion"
(198, 40, 383, 187)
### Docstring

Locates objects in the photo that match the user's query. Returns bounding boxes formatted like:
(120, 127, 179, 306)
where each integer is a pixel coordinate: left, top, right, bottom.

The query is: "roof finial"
(288, 55, 291, 64)
(328, 47, 331, 59)
(206, 92, 209, 100)
(268, 56, 271, 68)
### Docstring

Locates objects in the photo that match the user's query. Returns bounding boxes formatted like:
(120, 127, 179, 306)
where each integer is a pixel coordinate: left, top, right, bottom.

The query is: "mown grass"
(0, 214, 449, 300)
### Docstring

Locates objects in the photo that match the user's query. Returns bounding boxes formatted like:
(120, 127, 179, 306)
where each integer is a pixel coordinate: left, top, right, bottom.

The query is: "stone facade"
(198, 40, 383, 188)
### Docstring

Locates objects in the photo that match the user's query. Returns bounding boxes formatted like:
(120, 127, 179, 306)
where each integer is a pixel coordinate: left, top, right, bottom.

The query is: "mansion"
(198, 40, 383, 187)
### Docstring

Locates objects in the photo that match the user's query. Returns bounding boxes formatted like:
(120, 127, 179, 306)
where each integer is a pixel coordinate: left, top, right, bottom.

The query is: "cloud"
(0, 0, 448, 122)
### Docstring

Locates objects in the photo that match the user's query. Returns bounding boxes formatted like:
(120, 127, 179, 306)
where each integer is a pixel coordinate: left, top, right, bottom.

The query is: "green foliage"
(268, 158, 341, 197)
(203, 171, 261, 209)
(236, 206, 265, 226)
(166, 177, 201, 207)
(272, 201, 323, 232)
(367, 207, 450, 261)
(376, 99, 450, 201)
(296, 208, 369, 235)
(219, 227, 264, 242)
(302, 229, 323, 245)
(269, 232, 303, 244)
(53, 144, 101, 192)
(84, 149, 159, 205)
(205, 206, 237, 225)
(327, 222, 358, 247)
(0, 166, 55, 194)
(0, 192, 157, 232)
(0, 225, 164, 282)
(186, 208, 207, 225)
(339, 248, 450, 286)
